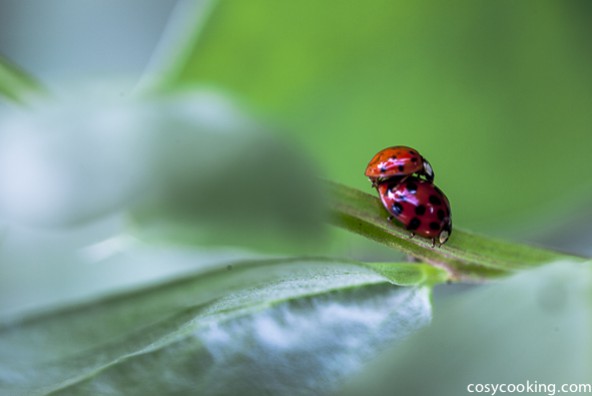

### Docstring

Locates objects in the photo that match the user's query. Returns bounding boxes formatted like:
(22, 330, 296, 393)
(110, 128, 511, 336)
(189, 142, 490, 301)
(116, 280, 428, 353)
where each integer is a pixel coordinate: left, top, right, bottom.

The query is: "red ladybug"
(365, 146, 434, 187)
(377, 176, 452, 246)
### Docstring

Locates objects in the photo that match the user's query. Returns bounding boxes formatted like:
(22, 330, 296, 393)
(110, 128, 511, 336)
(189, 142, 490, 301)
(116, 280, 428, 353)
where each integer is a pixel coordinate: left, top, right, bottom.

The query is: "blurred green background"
(167, 0, 592, 238)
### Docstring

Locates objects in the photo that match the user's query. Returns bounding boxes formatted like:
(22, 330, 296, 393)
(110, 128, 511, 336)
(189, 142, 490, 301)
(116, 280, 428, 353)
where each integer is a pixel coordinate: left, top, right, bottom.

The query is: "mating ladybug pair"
(365, 146, 452, 247)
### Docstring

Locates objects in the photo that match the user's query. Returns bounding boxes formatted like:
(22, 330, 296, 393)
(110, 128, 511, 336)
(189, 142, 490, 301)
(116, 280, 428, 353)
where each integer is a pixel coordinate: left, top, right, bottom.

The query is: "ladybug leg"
(431, 238, 436, 248)
(408, 232, 416, 239)
(387, 215, 394, 222)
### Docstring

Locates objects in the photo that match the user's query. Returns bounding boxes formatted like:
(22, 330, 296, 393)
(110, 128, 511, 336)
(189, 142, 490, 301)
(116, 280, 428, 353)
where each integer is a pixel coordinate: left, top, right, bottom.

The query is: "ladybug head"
(423, 158, 434, 182)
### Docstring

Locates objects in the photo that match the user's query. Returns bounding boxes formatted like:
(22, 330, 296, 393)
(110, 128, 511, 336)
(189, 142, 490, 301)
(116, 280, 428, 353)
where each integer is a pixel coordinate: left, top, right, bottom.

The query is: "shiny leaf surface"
(0, 258, 443, 395)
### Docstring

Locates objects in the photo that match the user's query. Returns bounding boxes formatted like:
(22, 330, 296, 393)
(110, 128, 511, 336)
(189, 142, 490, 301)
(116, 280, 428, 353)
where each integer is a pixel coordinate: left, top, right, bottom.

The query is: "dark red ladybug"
(365, 146, 434, 187)
(377, 176, 452, 246)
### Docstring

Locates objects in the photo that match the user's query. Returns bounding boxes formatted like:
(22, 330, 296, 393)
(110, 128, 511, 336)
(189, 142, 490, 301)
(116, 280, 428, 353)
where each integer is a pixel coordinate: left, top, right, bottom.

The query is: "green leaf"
(328, 181, 587, 280)
(0, 91, 323, 250)
(0, 55, 45, 104)
(0, 258, 444, 395)
(339, 261, 592, 396)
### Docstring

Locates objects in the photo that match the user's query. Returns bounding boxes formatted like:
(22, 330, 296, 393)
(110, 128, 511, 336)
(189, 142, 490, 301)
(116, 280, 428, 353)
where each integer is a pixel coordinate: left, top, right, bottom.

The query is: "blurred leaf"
(328, 181, 587, 280)
(157, 0, 592, 231)
(0, 55, 45, 104)
(0, 258, 444, 395)
(0, 94, 147, 227)
(149, 133, 309, 227)
(0, 91, 323, 250)
(339, 261, 592, 396)
(129, 93, 325, 250)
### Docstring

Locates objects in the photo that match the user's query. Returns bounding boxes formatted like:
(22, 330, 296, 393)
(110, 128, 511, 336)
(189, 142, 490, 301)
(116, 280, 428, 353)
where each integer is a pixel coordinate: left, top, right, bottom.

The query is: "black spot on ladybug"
(392, 203, 403, 215)
(429, 195, 441, 205)
(398, 165, 405, 172)
(379, 165, 387, 173)
(429, 222, 441, 231)
(437, 209, 445, 220)
(411, 157, 418, 163)
(408, 217, 421, 230)
(409, 150, 417, 155)
(415, 205, 426, 216)
(390, 155, 397, 160)
(407, 181, 418, 194)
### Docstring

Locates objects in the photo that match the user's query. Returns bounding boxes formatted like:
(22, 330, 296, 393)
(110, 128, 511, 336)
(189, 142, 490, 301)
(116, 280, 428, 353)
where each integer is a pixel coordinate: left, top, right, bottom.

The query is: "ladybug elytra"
(377, 176, 452, 247)
(365, 145, 434, 187)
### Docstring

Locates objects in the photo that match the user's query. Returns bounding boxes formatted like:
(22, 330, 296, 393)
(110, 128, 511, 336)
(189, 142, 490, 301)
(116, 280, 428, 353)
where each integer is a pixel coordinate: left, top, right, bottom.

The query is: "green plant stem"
(327, 181, 588, 281)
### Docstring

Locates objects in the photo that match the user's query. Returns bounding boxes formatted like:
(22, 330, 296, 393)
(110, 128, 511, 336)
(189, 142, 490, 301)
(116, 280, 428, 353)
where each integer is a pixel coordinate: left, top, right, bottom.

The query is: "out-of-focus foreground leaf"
(0, 91, 323, 250)
(328, 181, 587, 280)
(0, 258, 445, 395)
(339, 261, 592, 396)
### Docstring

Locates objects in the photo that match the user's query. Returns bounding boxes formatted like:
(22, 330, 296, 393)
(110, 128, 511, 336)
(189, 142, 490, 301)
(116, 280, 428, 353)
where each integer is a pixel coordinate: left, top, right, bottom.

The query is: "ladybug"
(377, 176, 452, 246)
(365, 146, 434, 187)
